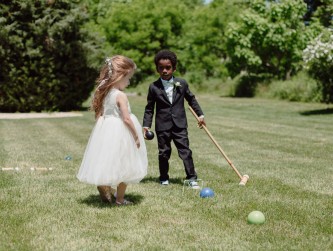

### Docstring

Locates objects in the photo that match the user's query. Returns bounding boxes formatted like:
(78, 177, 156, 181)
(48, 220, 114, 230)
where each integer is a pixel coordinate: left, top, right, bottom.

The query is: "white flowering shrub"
(303, 31, 333, 103)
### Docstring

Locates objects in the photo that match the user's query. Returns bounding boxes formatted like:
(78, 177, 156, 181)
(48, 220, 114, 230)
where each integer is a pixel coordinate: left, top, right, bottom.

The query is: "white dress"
(77, 88, 148, 186)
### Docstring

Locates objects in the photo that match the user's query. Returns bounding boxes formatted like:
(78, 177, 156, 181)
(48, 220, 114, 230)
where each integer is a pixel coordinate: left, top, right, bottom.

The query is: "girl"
(77, 55, 147, 205)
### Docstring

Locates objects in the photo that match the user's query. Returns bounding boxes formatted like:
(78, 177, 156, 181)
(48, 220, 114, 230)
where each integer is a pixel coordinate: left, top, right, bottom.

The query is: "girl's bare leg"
(116, 182, 127, 203)
(97, 186, 112, 203)
(110, 187, 117, 199)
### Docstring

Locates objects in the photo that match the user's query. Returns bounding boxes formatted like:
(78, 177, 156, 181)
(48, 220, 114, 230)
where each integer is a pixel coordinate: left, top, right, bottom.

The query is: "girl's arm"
(117, 92, 140, 148)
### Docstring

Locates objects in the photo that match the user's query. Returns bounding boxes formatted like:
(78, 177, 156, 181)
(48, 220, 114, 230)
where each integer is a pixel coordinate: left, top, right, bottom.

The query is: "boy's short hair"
(154, 50, 177, 69)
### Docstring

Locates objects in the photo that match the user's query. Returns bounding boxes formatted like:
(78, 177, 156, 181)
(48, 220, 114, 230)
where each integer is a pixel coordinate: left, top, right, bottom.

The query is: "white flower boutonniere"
(174, 82, 181, 88)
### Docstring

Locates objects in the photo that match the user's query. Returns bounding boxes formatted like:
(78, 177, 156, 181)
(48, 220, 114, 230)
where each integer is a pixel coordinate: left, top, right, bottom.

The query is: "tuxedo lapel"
(156, 80, 171, 104)
(172, 86, 177, 104)
(172, 78, 181, 104)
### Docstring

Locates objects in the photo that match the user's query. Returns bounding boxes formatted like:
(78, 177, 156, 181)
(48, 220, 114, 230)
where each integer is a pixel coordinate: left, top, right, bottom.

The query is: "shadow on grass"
(141, 175, 184, 186)
(78, 193, 144, 208)
(300, 108, 333, 116)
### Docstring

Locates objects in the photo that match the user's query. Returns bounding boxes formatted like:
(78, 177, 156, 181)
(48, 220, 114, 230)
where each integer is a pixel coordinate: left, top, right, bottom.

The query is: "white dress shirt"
(161, 77, 174, 103)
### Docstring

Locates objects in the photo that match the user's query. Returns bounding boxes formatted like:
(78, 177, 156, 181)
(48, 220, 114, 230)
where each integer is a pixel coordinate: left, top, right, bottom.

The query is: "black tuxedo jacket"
(143, 77, 203, 132)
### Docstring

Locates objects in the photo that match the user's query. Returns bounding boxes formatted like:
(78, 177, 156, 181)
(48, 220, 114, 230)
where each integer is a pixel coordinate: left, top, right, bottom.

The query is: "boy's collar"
(160, 77, 174, 84)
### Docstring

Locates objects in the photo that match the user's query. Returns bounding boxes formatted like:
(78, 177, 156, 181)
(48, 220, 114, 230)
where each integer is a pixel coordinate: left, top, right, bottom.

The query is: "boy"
(143, 50, 205, 189)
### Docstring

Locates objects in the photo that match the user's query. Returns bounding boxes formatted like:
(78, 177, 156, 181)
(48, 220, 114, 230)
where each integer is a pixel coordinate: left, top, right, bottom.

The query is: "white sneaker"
(189, 180, 200, 189)
(160, 180, 169, 185)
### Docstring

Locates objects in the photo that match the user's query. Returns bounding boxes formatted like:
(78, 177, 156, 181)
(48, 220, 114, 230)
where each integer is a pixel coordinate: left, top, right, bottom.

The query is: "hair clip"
(105, 57, 113, 77)
(97, 79, 107, 89)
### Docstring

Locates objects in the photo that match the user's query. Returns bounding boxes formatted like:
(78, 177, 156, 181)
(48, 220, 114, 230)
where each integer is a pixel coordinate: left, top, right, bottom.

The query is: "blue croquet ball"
(145, 130, 154, 140)
(65, 155, 72, 160)
(199, 187, 214, 198)
(247, 211, 265, 224)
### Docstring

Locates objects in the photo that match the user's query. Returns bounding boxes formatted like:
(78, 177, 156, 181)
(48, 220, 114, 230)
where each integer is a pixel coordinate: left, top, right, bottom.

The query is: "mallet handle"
(189, 106, 243, 180)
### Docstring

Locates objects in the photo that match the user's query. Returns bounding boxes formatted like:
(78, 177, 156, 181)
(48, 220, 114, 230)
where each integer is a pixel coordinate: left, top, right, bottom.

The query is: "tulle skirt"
(77, 114, 148, 186)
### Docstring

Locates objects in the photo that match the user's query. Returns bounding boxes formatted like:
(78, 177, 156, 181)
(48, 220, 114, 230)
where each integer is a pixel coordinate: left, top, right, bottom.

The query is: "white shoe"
(189, 180, 200, 189)
(160, 180, 169, 185)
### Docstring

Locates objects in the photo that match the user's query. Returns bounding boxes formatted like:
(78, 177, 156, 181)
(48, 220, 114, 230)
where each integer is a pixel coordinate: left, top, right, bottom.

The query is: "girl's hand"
(135, 137, 140, 148)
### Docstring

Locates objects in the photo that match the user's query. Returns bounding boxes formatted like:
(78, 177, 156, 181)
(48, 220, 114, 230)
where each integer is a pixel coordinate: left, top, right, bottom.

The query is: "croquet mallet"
(189, 107, 249, 186)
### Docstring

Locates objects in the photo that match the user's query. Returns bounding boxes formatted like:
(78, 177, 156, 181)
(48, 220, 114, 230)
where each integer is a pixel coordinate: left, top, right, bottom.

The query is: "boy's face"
(157, 59, 175, 81)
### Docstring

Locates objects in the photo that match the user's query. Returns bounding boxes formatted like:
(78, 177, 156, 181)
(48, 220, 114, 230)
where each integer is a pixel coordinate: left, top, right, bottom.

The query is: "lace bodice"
(103, 89, 131, 117)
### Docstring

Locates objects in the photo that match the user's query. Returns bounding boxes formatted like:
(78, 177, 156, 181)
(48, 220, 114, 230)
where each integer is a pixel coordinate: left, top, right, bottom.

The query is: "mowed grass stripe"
(0, 116, 94, 169)
(1, 96, 332, 250)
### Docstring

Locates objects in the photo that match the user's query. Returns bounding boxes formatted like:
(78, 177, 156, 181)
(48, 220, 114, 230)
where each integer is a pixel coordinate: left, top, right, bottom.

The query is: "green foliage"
(260, 70, 321, 102)
(303, 30, 333, 103)
(97, 0, 236, 85)
(225, 0, 317, 83)
(210, 0, 251, 21)
(179, 3, 227, 79)
(0, 0, 98, 112)
(100, 0, 197, 84)
(81, 0, 111, 24)
(224, 72, 268, 97)
(315, 0, 333, 28)
(1, 0, 330, 106)
(304, 0, 333, 28)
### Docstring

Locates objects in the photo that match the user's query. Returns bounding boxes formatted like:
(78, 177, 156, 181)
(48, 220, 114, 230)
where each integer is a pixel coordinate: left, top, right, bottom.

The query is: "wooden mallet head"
(239, 174, 249, 186)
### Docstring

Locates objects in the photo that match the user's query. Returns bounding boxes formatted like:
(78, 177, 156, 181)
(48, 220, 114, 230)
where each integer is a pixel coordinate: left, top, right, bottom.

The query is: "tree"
(179, 2, 228, 82)
(100, 0, 202, 84)
(303, 30, 333, 103)
(225, 0, 317, 83)
(0, 0, 97, 112)
(84, 0, 252, 86)
(303, 0, 333, 28)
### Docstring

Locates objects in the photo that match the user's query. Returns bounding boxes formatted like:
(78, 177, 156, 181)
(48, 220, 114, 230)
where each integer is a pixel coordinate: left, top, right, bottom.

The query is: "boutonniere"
(174, 82, 181, 88)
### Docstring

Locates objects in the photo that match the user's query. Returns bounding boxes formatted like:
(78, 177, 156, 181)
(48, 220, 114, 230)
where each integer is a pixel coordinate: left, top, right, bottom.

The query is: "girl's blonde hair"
(91, 55, 136, 118)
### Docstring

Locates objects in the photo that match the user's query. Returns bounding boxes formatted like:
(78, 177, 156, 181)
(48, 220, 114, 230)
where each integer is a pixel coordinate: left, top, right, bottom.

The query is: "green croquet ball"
(247, 211, 265, 224)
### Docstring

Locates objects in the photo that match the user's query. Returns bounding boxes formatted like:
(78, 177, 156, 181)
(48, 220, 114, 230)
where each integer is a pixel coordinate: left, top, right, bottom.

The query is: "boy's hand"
(198, 117, 206, 128)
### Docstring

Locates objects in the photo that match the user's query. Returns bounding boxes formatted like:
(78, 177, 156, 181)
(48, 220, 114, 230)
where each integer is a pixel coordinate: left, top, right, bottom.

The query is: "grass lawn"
(0, 95, 332, 250)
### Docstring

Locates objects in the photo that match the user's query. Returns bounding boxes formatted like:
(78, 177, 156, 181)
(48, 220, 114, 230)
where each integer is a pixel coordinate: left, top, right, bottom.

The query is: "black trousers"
(156, 126, 197, 181)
